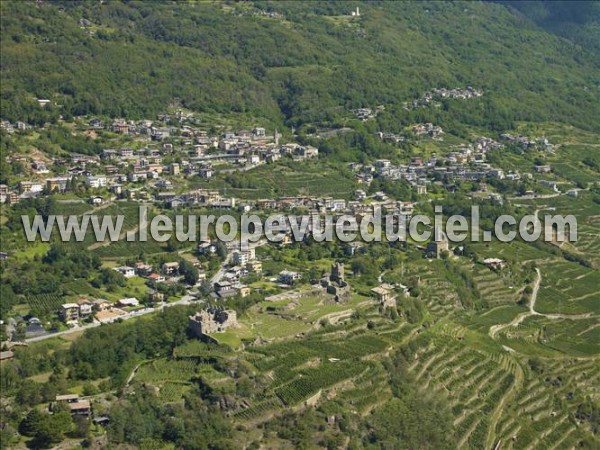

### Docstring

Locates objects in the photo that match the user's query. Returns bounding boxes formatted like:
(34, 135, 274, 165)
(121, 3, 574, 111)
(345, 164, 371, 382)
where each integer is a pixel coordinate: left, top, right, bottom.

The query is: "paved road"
(21, 238, 269, 344)
(210, 252, 233, 285)
(209, 239, 268, 285)
(23, 295, 199, 344)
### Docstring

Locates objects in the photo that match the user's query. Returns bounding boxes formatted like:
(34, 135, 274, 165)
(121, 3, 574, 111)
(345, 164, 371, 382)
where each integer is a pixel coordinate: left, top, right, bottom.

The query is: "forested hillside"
(1, 0, 599, 130)
(497, 1, 600, 53)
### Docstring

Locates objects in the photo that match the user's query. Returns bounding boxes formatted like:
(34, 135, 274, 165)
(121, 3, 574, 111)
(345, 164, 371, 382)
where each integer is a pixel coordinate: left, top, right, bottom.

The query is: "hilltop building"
(426, 235, 449, 259)
(371, 284, 397, 309)
(321, 262, 351, 302)
(189, 307, 238, 337)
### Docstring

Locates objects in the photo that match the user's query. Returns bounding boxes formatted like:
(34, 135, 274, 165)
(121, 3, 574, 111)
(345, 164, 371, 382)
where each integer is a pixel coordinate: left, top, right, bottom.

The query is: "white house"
(87, 175, 107, 188)
(118, 298, 139, 307)
(252, 127, 266, 137)
(113, 266, 136, 278)
(278, 270, 302, 285)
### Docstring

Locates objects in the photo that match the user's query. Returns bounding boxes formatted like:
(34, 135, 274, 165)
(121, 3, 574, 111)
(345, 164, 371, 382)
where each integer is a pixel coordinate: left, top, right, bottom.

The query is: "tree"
(73, 415, 90, 439)
(33, 411, 73, 447)
(16, 380, 42, 406)
(215, 241, 228, 260)
(19, 409, 43, 437)
(179, 260, 199, 286)
(82, 382, 99, 396)
(366, 396, 455, 449)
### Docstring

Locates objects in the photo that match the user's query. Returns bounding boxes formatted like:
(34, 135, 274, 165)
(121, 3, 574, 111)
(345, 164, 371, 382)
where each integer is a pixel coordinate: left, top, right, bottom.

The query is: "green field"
(190, 160, 357, 200)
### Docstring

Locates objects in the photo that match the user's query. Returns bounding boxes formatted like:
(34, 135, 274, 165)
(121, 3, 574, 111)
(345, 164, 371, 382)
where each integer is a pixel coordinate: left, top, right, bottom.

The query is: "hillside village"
(0, 87, 584, 338)
(1, 1, 600, 448)
(1, 101, 560, 211)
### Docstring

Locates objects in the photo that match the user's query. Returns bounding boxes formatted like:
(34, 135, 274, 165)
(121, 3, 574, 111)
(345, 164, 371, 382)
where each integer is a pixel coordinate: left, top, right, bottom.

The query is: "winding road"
(489, 267, 595, 340)
(489, 268, 542, 339)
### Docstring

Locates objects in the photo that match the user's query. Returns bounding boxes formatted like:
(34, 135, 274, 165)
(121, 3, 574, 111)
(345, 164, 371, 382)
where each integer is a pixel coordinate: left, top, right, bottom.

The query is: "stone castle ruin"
(321, 262, 351, 302)
(189, 307, 238, 338)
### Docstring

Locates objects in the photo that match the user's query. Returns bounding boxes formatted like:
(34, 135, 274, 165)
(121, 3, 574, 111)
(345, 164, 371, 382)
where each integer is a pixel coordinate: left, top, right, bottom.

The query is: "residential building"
(278, 270, 302, 285)
(19, 181, 43, 194)
(162, 262, 180, 274)
(118, 298, 139, 307)
(371, 284, 397, 308)
(77, 299, 93, 318)
(113, 266, 136, 278)
(60, 303, 80, 322)
(246, 260, 262, 273)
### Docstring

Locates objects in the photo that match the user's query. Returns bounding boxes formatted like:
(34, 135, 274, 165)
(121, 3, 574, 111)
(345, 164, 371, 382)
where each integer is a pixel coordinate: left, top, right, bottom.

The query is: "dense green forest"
(1, 1, 599, 130)
(497, 1, 600, 53)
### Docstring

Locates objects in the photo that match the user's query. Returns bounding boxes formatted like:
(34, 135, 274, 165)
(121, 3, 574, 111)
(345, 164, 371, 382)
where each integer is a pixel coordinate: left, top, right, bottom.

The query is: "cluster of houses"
(1, 119, 34, 133)
(377, 131, 406, 144)
(412, 123, 444, 139)
(113, 260, 205, 287)
(232, 7, 285, 19)
(406, 86, 483, 109)
(209, 244, 262, 299)
(351, 105, 384, 121)
(349, 136, 513, 197)
(500, 134, 554, 152)
(0, 118, 321, 204)
(59, 297, 141, 324)
(1, 106, 560, 212)
(53, 261, 210, 325)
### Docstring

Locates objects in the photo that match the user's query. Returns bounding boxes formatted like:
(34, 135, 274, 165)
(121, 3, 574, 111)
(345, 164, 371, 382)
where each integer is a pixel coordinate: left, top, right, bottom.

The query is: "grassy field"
(240, 292, 371, 341)
(11, 242, 51, 261)
(190, 160, 357, 200)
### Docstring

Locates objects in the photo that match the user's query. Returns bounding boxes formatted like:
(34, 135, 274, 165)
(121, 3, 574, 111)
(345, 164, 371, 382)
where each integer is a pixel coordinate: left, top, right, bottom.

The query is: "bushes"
(68, 306, 194, 384)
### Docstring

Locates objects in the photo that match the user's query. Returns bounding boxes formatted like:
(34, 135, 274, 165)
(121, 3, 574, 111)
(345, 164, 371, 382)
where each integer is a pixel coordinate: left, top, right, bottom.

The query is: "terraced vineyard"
(157, 381, 192, 403)
(233, 396, 285, 421)
(493, 357, 599, 450)
(231, 332, 395, 421)
(403, 320, 599, 449)
(335, 364, 392, 414)
(536, 260, 600, 315)
(406, 333, 518, 449)
(198, 161, 357, 200)
(274, 360, 370, 406)
(135, 359, 201, 384)
(132, 357, 224, 403)
(401, 261, 461, 316)
(467, 263, 520, 307)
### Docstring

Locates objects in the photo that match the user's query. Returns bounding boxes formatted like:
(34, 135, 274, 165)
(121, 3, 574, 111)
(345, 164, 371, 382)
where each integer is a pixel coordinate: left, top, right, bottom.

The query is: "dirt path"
(489, 268, 595, 340)
(489, 268, 541, 339)
(529, 268, 541, 315)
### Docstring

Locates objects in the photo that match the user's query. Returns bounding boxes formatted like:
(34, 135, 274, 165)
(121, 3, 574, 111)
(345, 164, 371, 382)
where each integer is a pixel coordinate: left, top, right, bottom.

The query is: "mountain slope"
(1, 1, 599, 131)
(497, 1, 600, 54)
